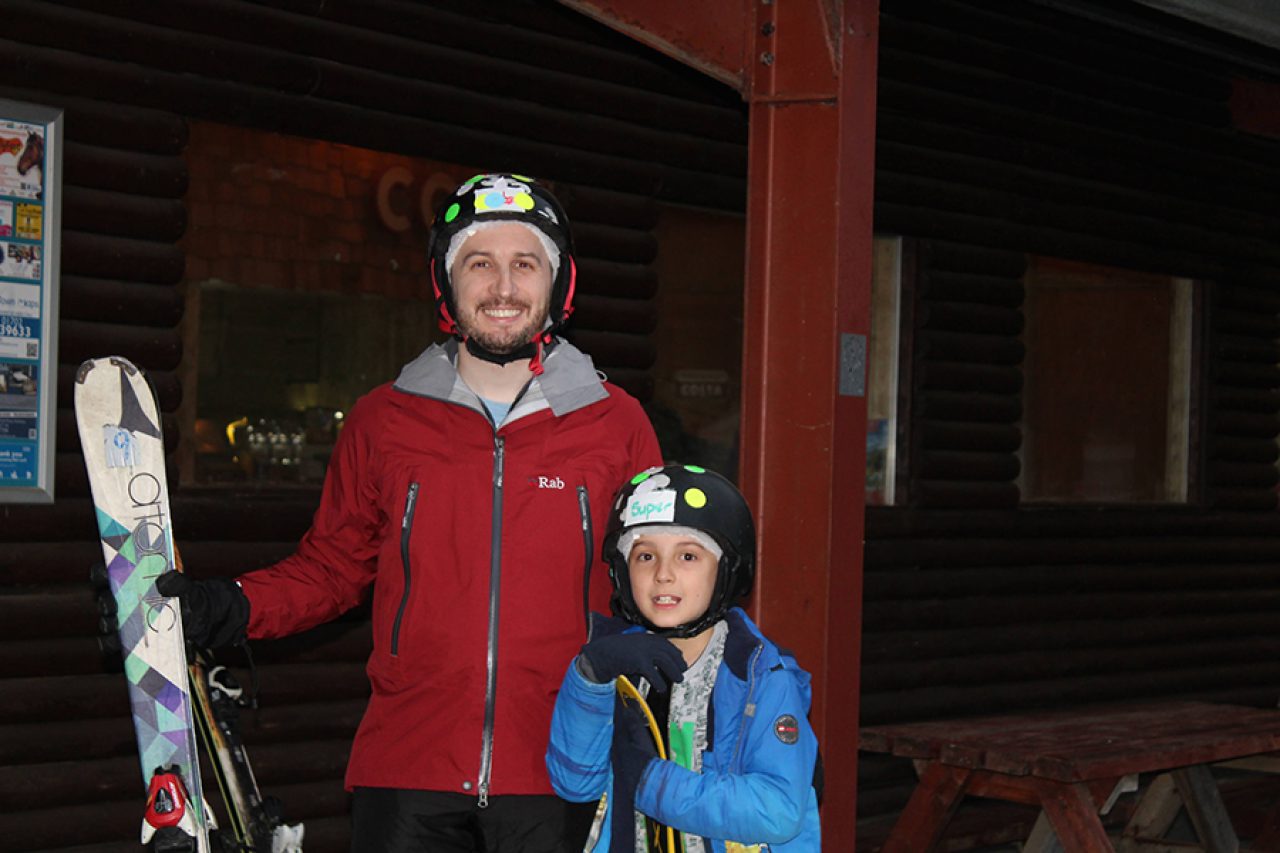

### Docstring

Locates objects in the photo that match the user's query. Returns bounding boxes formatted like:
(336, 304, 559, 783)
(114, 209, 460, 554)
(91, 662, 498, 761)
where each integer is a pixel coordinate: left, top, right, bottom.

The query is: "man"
(162, 173, 662, 851)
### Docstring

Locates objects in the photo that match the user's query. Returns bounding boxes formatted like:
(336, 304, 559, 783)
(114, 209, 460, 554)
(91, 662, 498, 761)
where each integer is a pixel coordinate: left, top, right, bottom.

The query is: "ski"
(189, 647, 304, 852)
(75, 355, 210, 851)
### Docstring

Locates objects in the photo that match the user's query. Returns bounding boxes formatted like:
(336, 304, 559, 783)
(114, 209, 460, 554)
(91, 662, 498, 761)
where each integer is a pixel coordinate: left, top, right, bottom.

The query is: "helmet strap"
(462, 332, 557, 373)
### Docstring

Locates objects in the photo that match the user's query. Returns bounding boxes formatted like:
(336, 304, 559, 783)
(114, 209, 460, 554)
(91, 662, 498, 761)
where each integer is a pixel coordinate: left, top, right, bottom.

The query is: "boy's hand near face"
(578, 632, 688, 692)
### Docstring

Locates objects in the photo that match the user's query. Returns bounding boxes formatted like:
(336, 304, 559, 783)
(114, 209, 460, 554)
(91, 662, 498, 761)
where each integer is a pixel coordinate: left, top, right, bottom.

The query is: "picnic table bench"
(859, 701, 1280, 852)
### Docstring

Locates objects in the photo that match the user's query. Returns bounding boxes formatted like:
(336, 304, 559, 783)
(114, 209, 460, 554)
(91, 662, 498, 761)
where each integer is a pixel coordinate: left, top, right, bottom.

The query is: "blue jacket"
(546, 608, 821, 852)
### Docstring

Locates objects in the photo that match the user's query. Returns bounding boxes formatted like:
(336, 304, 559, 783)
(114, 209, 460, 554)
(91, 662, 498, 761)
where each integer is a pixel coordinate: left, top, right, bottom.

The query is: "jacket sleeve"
(546, 657, 617, 803)
(236, 395, 385, 639)
(634, 666, 818, 845)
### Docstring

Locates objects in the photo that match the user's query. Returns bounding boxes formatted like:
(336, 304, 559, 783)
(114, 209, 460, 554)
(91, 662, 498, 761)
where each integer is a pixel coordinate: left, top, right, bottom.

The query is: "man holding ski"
(161, 173, 661, 852)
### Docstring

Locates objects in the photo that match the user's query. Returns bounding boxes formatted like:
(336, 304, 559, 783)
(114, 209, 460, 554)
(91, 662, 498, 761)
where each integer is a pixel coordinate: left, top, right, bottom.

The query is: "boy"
(546, 464, 822, 852)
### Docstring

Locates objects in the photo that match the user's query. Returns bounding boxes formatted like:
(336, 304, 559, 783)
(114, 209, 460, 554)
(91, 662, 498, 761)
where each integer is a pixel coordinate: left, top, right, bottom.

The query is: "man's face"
(451, 222, 553, 354)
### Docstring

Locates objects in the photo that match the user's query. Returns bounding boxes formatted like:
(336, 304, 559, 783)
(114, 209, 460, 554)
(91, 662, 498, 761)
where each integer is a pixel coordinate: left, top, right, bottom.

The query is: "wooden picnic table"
(859, 701, 1280, 852)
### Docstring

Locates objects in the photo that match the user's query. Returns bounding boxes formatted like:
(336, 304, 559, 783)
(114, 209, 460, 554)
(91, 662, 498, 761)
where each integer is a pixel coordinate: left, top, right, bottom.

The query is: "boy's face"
(627, 532, 718, 630)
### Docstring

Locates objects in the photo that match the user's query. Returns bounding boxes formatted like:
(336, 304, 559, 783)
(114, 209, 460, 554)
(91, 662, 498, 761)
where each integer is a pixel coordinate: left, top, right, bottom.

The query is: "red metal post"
(739, 3, 877, 850)
(557, 2, 878, 848)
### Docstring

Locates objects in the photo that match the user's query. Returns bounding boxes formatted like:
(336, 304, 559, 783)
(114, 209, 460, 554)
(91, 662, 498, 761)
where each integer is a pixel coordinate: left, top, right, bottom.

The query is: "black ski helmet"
(427, 173, 577, 341)
(603, 464, 757, 638)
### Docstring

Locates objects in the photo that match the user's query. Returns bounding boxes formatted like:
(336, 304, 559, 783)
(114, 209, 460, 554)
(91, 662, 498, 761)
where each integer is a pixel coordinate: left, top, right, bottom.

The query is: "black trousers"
(350, 788, 596, 853)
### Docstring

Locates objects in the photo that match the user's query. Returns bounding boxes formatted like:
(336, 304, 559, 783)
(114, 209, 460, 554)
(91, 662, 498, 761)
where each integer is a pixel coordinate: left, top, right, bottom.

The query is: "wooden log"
(557, 183, 661, 231)
(310, 60, 745, 178)
(597, 367, 654, 402)
(862, 635, 1280, 693)
(1206, 460, 1280, 489)
(0, 588, 102, 640)
(1212, 333, 1280, 364)
(860, 660, 1280, 726)
(1209, 410, 1280, 438)
(915, 390, 1022, 423)
(915, 450, 1020, 482)
(0, 37, 747, 211)
(921, 239, 1028, 278)
(61, 230, 186, 285)
(1216, 284, 1280, 314)
(562, 330, 655, 369)
(917, 420, 1021, 452)
(59, 275, 185, 326)
(1207, 487, 1279, 511)
(62, 186, 187, 243)
(865, 504, 1280, 540)
(1212, 387, 1280, 414)
(1, 540, 103, 586)
(864, 533, 1280, 569)
(0, 83, 187, 153)
(1212, 360, 1280, 389)
(64, 140, 188, 198)
(0, 635, 111, 678)
(0, 673, 128, 724)
(1206, 436, 1280, 464)
(861, 612, 1280, 665)
(570, 294, 657, 335)
(916, 330, 1025, 365)
(572, 222, 659, 265)
(1213, 307, 1280, 339)
(881, 7, 1224, 109)
(58, 319, 183, 373)
(575, 258, 659, 300)
(867, 559, 1280, 595)
(915, 361, 1023, 395)
(917, 270, 1024, 307)
(908, 480, 1020, 509)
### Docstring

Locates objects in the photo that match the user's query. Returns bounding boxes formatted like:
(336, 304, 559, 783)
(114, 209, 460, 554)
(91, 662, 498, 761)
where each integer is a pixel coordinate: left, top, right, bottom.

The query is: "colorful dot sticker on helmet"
(684, 465, 706, 473)
(684, 487, 707, 509)
(631, 471, 652, 485)
(444, 203, 461, 223)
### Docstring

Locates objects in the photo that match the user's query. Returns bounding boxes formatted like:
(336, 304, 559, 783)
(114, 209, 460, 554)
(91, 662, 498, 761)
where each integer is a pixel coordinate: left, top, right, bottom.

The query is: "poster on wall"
(0, 101, 61, 503)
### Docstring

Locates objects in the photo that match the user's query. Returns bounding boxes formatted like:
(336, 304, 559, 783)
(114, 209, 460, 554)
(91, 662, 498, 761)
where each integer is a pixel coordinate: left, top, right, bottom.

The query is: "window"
(866, 236, 906, 506)
(177, 122, 452, 487)
(1019, 258, 1196, 503)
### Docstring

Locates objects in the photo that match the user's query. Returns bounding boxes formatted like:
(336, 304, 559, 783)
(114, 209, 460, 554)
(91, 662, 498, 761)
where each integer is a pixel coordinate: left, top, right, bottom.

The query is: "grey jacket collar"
(393, 338, 609, 419)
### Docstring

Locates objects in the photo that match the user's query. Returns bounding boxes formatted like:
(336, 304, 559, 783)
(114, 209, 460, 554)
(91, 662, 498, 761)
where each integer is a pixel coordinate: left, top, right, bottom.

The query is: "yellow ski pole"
(616, 676, 677, 853)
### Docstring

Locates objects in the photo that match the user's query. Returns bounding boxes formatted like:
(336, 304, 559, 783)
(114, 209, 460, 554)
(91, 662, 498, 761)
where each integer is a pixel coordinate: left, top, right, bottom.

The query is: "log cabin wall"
(860, 0, 1280, 843)
(0, 3, 744, 850)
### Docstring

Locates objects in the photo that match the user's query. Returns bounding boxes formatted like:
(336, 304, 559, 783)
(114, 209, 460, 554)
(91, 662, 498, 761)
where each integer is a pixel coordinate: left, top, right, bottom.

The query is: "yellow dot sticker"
(684, 487, 707, 509)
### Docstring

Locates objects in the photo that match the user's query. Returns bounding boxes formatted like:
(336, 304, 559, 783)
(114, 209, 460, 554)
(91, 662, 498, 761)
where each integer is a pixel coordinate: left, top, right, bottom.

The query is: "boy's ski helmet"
(603, 464, 756, 638)
(427, 173, 577, 364)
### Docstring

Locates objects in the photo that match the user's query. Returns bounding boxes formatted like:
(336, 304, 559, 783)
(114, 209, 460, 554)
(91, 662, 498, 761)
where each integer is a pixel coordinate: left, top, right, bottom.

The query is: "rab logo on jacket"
(530, 476, 566, 490)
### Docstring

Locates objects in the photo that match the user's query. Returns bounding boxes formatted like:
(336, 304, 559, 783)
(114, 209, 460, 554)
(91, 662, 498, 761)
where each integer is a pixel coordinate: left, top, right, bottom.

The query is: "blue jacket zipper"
(390, 481, 419, 657)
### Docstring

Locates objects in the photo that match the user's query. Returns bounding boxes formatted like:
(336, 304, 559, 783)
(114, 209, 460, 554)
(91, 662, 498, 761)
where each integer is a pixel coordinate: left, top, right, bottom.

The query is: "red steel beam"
(556, 2, 878, 849)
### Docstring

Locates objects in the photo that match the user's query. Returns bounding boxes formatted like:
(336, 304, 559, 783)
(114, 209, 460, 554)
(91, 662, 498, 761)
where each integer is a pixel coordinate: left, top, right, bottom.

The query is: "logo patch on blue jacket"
(774, 714, 799, 744)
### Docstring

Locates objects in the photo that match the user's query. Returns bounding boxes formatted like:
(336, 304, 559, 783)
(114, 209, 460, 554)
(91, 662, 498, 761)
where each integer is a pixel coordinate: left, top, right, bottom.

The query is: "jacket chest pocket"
(390, 480, 420, 657)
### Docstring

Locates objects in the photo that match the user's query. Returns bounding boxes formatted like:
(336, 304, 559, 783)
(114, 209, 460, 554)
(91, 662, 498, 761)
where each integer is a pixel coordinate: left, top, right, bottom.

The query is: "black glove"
(155, 572, 250, 649)
(578, 632, 687, 692)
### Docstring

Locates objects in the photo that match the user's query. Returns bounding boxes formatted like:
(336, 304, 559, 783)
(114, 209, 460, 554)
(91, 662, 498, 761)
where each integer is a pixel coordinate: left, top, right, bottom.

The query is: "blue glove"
(578, 632, 687, 692)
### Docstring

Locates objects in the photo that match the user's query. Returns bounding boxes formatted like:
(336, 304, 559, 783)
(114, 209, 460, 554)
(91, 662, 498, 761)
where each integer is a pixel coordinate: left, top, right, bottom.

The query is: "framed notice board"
(0, 99, 62, 503)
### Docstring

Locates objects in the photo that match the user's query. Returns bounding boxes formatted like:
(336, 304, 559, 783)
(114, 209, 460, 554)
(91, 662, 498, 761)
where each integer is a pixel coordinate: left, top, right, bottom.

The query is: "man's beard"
(457, 299, 550, 354)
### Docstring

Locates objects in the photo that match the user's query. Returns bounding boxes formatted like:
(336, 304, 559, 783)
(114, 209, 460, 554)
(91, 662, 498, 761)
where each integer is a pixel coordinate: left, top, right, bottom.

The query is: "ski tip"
(75, 359, 96, 384)
(76, 355, 138, 384)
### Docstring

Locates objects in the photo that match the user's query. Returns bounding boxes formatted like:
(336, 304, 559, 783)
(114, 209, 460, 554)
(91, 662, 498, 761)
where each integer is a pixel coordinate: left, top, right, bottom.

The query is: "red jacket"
(238, 341, 661, 797)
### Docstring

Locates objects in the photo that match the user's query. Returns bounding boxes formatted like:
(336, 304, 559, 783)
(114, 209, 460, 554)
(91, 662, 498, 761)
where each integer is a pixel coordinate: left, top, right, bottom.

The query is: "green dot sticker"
(630, 472, 652, 485)
(444, 203, 460, 223)
(684, 488, 707, 509)
(513, 173, 532, 181)
(684, 465, 706, 473)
